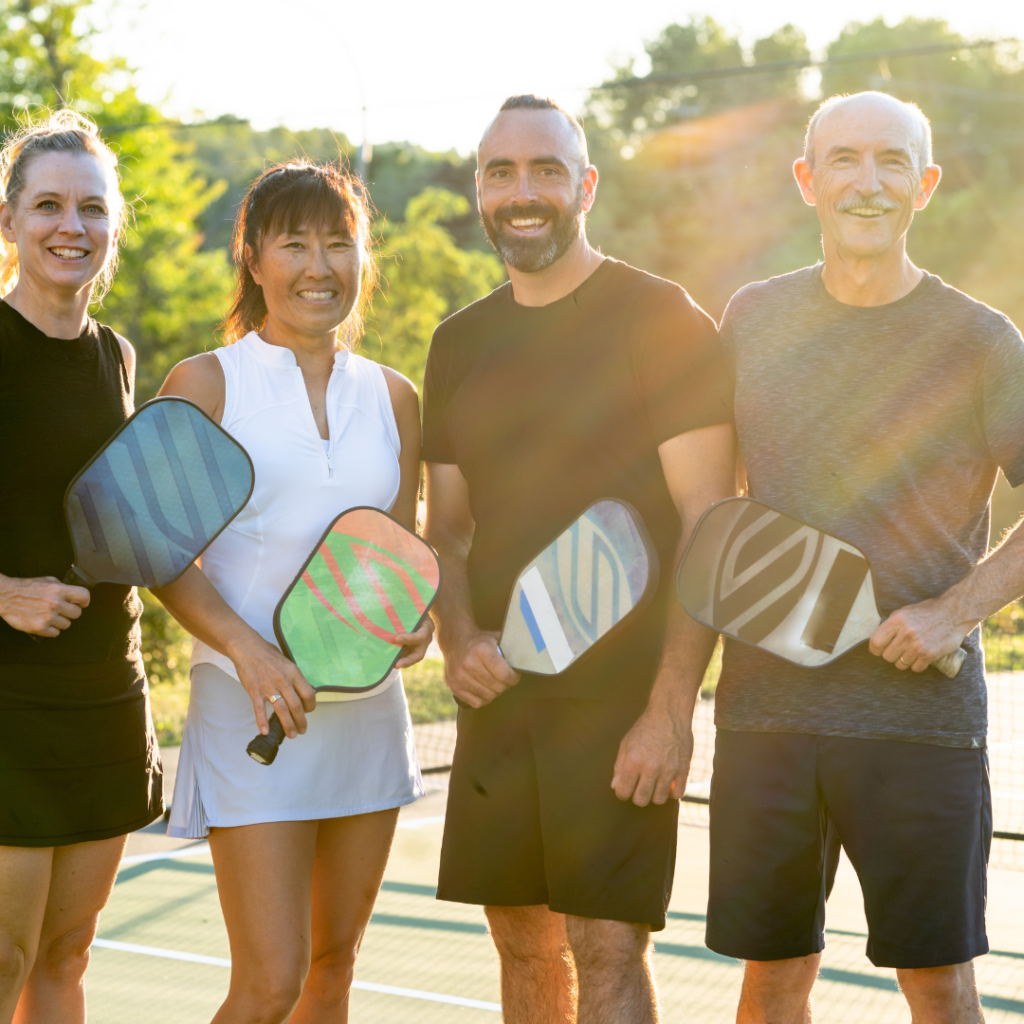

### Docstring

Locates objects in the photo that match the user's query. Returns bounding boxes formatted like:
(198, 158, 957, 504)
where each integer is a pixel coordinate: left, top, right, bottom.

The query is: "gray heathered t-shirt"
(716, 265, 1024, 748)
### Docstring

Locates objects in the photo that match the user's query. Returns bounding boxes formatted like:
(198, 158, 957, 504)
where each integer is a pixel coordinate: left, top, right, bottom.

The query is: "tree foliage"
(365, 188, 503, 390)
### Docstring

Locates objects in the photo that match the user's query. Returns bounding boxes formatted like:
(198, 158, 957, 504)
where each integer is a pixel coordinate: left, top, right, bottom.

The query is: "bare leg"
(486, 905, 577, 1024)
(291, 808, 400, 1024)
(208, 821, 319, 1024)
(566, 916, 657, 1024)
(13, 836, 126, 1024)
(737, 956, 820, 1024)
(0, 847, 52, 1024)
(897, 962, 984, 1024)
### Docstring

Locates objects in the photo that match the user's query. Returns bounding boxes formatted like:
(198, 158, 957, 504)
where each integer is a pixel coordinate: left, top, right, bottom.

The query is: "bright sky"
(90, 0, 1024, 154)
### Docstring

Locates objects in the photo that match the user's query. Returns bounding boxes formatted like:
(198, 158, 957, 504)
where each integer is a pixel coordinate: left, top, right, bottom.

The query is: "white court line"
(91, 938, 501, 1012)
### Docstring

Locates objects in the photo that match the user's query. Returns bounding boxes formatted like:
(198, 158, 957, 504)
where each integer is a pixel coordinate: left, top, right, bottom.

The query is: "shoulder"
(112, 331, 135, 376)
(378, 363, 419, 415)
(600, 260, 716, 340)
(723, 266, 819, 326)
(432, 282, 511, 345)
(159, 351, 225, 422)
(921, 274, 1022, 346)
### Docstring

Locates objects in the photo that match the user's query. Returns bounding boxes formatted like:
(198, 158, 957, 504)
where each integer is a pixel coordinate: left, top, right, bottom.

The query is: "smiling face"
(794, 95, 940, 260)
(248, 222, 362, 343)
(0, 149, 120, 299)
(477, 108, 596, 273)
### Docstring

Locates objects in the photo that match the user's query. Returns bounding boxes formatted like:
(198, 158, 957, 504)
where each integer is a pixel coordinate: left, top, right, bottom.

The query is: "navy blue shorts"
(437, 697, 678, 929)
(706, 730, 991, 969)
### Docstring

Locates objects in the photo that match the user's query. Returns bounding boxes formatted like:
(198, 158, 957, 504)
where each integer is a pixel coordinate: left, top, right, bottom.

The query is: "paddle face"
(63, 397, 254, 588)
(676, 497, 882, 668)
(274, 507, 441, 697)
(499, 499, 657, 675)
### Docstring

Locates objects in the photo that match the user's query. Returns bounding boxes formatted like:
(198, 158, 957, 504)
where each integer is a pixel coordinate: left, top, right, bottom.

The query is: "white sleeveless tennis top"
(190, 331, 402, 699)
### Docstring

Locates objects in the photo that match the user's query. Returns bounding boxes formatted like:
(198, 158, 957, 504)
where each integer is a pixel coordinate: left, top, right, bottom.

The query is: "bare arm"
(381, 365, 434, 668)
(424, 461, 520, 706)
(150, 355, 315, 738)
(612, 423, 738, 806)
(871, 515, 1024, 672)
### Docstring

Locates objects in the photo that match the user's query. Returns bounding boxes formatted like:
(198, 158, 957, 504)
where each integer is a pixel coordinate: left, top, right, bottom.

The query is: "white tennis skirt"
(168, 664, 424, 838)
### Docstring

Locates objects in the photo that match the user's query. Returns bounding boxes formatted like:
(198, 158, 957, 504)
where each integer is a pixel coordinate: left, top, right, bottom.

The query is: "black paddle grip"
(247, 713, 286, 765)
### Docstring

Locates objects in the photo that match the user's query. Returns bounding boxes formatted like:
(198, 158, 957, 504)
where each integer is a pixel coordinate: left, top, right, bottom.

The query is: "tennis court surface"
(89, 674, 1024, 1022)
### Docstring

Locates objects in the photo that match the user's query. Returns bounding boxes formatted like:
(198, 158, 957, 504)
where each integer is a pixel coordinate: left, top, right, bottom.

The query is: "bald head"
(805, 92, 932, 174)
(479, 95, 589, 172)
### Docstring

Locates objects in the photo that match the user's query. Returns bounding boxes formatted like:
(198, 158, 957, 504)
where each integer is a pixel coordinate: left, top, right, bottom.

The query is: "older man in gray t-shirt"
(708, 92, 1024, 1023)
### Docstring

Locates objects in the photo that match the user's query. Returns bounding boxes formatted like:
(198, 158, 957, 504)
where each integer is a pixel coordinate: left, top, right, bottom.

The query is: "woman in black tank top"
(0, 111, 161, 1021)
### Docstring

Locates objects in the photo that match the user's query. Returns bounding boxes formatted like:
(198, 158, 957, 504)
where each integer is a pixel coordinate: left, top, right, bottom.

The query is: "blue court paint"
(520, 589, 546, 653)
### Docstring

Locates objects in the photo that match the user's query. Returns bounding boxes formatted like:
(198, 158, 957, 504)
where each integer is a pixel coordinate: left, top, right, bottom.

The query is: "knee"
(742, 955, 820, 1005)
(305, 943, 359, 1004)
(237, 964, 307, 1024)
(36, 924, 94, 985)
(0, 936, 33, 990)
(897, 962, 981, 1019)
(566, 918, 650, 975)
(486, 906, 568, 965)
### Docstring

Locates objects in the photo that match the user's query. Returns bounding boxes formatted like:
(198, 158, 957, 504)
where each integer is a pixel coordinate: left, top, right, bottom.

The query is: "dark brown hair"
(221, 160, 377, 345)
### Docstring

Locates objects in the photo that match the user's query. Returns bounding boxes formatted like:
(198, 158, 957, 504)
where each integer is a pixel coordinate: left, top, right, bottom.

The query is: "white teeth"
(509, 218, 545, 228)
(845, 208, 887, 217)
(298, 290, 335, 299)
(51, 247, 87, 259)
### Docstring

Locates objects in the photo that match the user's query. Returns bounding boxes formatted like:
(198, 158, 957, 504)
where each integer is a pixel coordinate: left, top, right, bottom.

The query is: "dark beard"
(480, 186, 585, 272)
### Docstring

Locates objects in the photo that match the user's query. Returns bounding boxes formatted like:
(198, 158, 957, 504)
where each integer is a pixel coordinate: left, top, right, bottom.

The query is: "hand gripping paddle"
(675, 497, 966, 678)
(497, 499, 658, 675)
(247, 507, 441, 765)
(63, 397, 254, 589)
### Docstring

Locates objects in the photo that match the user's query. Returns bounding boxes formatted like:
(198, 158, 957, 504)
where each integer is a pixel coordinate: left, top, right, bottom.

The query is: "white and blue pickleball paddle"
(498, 499, 658, 675)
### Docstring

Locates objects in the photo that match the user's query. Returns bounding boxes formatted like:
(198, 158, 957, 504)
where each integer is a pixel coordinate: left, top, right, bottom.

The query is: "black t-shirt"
(422, 258, 733, 699)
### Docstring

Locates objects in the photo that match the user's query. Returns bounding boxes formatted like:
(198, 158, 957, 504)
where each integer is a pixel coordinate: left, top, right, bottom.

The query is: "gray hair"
(0, 108, 126, 299)
(804, 92, 933, 174)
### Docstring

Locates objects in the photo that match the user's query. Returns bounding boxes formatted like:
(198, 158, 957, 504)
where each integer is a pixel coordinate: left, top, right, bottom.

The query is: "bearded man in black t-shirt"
(422, 95, 736, 1023)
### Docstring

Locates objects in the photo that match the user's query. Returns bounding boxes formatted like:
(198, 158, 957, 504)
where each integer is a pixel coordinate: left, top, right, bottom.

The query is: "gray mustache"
(836, 195, 901, 213)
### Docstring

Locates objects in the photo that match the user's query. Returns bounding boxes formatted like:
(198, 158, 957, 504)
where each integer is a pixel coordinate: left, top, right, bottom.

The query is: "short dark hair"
(482, 94, 589, 166)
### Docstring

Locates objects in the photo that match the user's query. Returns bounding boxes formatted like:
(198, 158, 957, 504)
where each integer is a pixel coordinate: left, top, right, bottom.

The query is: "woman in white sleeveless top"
(152, 162, 432, 1024)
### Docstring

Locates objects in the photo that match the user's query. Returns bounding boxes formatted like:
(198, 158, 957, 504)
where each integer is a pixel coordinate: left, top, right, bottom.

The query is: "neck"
(507, 234, 605, 308)
(819, 237, 923, 307)
(4, 277, 92, 339)
(259, 316, 339, 375)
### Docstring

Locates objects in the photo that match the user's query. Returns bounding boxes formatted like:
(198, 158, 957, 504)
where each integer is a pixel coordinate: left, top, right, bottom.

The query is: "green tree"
(364, 188, 503, 390)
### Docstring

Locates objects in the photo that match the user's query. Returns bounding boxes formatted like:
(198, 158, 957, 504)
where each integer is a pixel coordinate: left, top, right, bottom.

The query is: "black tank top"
(0, 300, 143, 665)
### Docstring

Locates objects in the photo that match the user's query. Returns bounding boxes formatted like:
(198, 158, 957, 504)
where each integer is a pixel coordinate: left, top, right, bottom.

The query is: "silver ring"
(268, 694, 282, 703)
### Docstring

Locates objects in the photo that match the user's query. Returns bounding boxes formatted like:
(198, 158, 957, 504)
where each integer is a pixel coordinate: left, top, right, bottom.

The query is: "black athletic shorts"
(706, 730, 991, 969)
(437, 697, 679, 930)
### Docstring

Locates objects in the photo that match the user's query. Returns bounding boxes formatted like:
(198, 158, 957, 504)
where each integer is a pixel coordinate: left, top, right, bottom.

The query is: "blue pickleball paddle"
(63, 397, 254, 589)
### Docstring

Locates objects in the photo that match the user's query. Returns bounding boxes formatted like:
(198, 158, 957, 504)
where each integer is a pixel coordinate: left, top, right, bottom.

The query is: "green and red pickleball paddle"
(246, 506, 441, 765)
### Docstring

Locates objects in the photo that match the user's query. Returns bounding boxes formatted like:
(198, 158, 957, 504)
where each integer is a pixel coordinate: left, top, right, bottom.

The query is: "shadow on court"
(87, 691, 1024, 1022)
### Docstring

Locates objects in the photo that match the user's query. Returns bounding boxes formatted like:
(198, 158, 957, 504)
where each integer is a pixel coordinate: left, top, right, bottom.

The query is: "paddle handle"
(62, 566, 93, 589)
(932, 647, 967, 679)
(247, 714, 286, 765)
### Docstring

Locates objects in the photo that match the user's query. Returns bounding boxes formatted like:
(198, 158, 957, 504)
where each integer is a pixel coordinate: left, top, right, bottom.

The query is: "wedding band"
(898, 656, 911, 667)
(269, 694, 282, 703)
